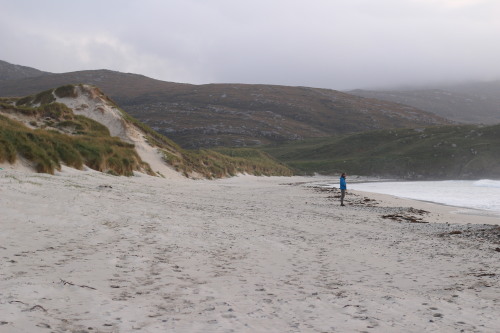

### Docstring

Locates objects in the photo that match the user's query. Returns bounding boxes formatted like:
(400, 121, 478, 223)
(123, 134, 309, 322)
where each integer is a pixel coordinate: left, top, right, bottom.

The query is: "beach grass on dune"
(0, 109, 145, 175)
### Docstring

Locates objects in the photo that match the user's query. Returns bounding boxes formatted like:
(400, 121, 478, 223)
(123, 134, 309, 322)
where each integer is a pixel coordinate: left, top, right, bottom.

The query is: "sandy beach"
(1, 168, 499, 332)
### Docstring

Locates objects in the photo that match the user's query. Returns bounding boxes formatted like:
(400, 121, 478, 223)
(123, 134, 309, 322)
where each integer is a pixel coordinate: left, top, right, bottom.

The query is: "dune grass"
(209, 147, 293, 177)
(174, 148, 293, 178)
(0, 110, 145, 176)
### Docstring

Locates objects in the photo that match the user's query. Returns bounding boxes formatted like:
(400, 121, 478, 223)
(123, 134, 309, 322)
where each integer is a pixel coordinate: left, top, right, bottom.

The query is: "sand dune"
(1, 169, 499, 332)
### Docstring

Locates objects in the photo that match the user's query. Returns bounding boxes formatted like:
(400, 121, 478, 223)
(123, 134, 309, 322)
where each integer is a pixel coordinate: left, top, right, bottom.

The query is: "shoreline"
(350, 189, 500, 225)
(309, 177, 500, 225)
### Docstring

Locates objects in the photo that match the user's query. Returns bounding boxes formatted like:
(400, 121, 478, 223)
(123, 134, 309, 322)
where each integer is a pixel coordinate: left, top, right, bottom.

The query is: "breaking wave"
(473, 179, 500, 188)
(341, 179, 500, 215)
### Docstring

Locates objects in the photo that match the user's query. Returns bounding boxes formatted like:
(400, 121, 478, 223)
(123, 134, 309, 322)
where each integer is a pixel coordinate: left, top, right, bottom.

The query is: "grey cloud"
(1, 0, 499, 90)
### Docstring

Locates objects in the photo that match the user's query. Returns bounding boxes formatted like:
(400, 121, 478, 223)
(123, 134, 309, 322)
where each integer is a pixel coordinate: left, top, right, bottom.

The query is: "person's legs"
(340, 189, 345, 206)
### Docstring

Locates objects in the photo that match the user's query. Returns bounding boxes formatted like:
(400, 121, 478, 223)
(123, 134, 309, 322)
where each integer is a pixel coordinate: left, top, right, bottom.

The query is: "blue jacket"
(340, 177, 347, 190)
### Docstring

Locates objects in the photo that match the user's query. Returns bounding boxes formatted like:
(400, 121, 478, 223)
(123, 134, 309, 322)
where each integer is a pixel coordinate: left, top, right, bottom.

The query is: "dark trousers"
(340, 189, 346, 205)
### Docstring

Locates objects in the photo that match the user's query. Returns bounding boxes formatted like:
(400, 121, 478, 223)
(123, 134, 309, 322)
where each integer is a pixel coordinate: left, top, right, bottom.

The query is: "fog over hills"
(349, 81, 500, 125)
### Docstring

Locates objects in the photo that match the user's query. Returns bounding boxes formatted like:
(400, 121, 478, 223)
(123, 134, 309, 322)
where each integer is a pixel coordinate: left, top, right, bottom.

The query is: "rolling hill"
(0, 60, 451, 148)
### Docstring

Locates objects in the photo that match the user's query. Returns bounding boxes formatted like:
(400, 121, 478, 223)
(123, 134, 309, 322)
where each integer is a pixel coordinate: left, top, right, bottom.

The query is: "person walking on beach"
(340, 173, 347, 206)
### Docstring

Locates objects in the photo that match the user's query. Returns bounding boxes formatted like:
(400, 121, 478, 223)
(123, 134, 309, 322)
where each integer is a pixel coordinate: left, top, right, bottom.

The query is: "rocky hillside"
(0, 84, 292, 177)
(121, 84, 452, 148)
(0, 61, 451, 148)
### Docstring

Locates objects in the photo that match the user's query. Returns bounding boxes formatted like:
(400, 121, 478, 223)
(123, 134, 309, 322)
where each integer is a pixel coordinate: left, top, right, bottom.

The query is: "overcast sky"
(1, 0, 499, 90)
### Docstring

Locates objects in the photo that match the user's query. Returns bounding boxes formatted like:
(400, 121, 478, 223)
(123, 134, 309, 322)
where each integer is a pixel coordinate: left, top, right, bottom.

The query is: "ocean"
(328, 179, 500, 216)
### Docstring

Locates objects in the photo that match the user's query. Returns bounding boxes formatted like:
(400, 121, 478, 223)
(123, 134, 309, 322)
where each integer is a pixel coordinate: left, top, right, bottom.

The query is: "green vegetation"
(16, 89, 56, 106)
(54, 84, 78, 98)
(8, 102, 75, 120)
(263, 125, 500, 179)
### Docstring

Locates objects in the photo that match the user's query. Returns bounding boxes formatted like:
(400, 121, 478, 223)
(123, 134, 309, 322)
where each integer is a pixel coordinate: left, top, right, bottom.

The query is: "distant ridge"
(0, 60, 49, 81)
(0, 68, 182, 98)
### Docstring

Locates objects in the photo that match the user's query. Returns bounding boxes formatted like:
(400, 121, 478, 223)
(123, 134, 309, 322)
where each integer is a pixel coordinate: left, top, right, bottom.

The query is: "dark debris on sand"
(382, 213, 429, 224)
(440, 225, 500, 246)
(316, 186, 430, 222)
(316, 187, 379, 207)
(381, 207, 430, 224)
(314, 185, 500, 248)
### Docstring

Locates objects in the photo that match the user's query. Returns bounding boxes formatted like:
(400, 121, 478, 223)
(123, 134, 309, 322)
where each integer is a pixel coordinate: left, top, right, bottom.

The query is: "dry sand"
(1, 169, 499, 332)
